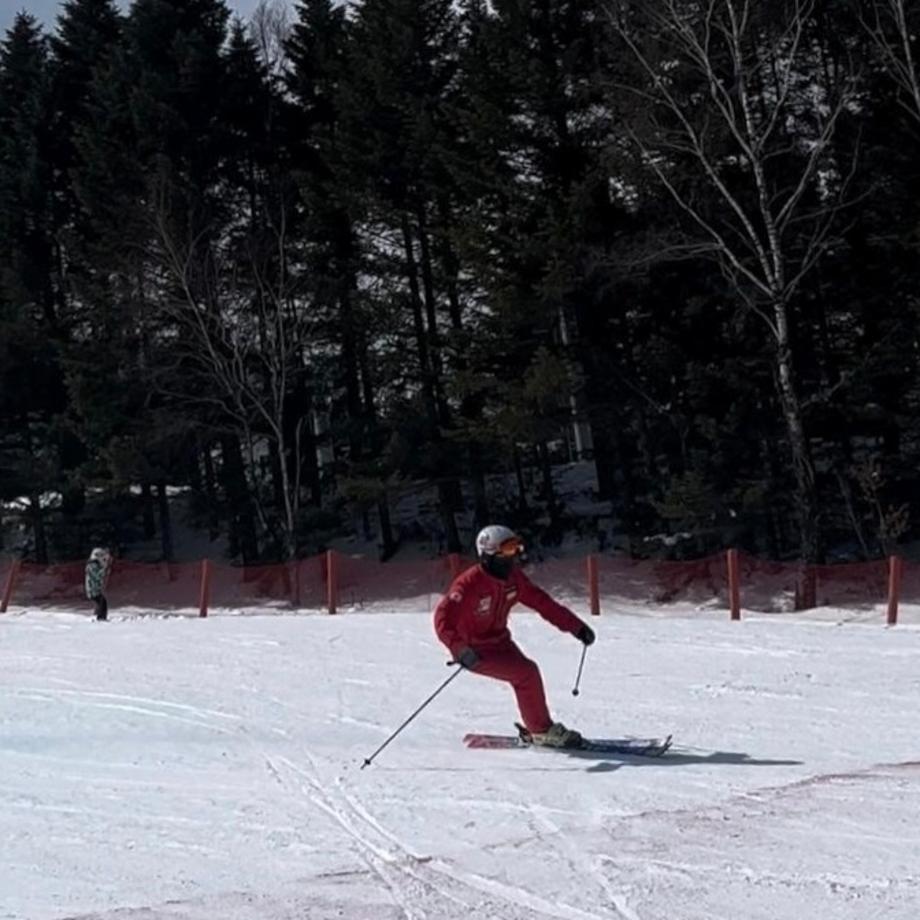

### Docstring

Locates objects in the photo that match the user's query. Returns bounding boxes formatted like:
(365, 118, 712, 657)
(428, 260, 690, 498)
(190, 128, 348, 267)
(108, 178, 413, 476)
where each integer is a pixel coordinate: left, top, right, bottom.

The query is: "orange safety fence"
(110, 561, 203, 609)
(11, 561, 86, 607)
(734, 552, 889, 613)
(335, 554, 469, 611)
(525, 556, 595, 600)
(1, 556, 16, 612)
(896, 558, 920, 605)
(206, 557, 327, 610)
(596, 553, 729, 607)
(0, 549, 911, 622)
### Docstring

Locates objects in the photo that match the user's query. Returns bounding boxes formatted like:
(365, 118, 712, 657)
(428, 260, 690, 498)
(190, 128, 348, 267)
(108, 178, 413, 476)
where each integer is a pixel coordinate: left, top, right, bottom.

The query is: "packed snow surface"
(2, 600, 919, 919)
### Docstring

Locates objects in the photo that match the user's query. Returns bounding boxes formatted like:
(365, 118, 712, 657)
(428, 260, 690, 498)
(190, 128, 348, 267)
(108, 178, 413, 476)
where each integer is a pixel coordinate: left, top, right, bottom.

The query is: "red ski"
(464, 729, 672, 757)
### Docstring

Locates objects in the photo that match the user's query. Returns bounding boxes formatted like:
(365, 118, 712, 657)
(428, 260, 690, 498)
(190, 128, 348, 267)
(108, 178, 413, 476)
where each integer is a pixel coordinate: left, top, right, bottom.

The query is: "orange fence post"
(886, 555, 902, 626)
(448, 553, 462, 580)
(198, 559, 211, 618)
(726, 548, 741, 621)
(1, 559, 21, 613)
(794, 566, 817, 611)
(587, 554, 600, 616)
(326, 549, 338, 615)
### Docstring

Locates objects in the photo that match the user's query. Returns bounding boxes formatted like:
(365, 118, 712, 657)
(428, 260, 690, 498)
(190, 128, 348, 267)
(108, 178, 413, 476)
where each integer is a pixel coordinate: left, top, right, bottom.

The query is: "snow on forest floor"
(1, 600, 919, 920)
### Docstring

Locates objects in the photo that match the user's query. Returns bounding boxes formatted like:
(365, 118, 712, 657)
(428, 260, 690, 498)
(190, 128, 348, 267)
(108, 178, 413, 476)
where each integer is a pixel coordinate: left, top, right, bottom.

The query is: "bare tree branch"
(150, 176, 309, 559)
(861, 0, 920, 126)
(250, 0, 291, 81)
(610, 0, 862, 563)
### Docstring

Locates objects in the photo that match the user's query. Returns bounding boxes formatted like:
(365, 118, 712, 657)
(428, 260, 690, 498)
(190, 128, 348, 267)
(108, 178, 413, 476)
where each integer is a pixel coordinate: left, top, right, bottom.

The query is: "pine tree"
(287, 0, 416, 555)
(0, 14, 64, 562)
(62, 0, 237, 561)
(339, 0, 467, 551)
(0, 15, 56, 329)
(49, 0, 122, 240)
(452, 1, 626, 535)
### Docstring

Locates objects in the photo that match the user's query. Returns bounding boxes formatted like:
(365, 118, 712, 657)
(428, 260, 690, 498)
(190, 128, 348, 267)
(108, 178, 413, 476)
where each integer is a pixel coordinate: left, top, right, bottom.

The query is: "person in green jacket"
(84, 547, 112, 621)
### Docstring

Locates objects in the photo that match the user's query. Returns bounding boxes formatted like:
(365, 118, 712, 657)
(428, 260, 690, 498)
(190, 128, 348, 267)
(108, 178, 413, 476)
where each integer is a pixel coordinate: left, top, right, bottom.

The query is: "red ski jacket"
(434, 564, 584, 658)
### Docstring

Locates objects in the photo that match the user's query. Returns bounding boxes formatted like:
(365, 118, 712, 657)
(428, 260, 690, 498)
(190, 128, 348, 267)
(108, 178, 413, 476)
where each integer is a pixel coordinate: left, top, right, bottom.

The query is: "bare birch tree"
(610, 0, 861, 570)
(152, 188, 310, 561)
(250, 0, 291, 82)
(860, 0, 920, 126)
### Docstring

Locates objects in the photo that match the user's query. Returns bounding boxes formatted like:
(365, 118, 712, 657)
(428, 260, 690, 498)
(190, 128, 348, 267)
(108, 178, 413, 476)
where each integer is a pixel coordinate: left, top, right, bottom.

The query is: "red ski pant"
(472, 640, 552, 733)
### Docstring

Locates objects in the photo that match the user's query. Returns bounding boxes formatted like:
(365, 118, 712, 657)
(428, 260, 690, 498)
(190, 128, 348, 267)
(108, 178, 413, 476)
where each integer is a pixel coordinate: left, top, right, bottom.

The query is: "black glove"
(576, 624, 596, 646)
(456, 646, 480, 669)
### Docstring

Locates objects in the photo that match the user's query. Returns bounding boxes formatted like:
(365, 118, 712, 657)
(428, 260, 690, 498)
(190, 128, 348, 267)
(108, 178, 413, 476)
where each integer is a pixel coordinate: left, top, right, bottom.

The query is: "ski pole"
(361, 664, 465, 769)
(571, 644, 588, 696)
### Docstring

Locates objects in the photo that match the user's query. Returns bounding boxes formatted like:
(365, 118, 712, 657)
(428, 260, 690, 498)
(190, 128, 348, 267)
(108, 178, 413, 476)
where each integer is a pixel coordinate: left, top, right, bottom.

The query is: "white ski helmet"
(475, 524, 524, 559)
(90, 547, 109, 561)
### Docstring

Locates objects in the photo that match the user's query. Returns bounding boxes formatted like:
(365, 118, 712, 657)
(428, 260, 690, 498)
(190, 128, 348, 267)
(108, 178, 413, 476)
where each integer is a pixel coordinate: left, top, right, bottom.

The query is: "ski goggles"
(495, 535, 525, 557)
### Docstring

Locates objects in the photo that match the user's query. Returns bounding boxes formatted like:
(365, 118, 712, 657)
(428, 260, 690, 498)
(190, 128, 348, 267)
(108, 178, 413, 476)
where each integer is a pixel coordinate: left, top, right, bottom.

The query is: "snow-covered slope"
(2, 602, 918, 919)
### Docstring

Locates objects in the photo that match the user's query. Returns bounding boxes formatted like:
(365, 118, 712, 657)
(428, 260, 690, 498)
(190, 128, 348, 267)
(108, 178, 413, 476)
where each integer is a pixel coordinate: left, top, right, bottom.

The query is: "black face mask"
(482, 553, 515, 580)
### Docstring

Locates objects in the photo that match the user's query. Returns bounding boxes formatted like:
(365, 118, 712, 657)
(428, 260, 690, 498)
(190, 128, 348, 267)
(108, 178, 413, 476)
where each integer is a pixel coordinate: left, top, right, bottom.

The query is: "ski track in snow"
(12, 687, 243, 735)
(336, 778, 611, 920)
(265, 752, 608, 920)
(514, 786, 643, 920)
(3, 609, 920, 919)
(273, 746, 920, 920)
(594, 761, 920, 919)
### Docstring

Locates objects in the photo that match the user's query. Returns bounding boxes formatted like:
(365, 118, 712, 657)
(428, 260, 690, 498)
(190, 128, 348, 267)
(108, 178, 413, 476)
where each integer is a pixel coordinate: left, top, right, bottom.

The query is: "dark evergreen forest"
(1, 0, 919, 565)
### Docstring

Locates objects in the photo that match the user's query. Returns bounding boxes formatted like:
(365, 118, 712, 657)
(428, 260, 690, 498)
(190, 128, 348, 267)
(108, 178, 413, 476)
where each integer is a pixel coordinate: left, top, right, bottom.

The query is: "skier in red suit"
(434, 524, 595, 748)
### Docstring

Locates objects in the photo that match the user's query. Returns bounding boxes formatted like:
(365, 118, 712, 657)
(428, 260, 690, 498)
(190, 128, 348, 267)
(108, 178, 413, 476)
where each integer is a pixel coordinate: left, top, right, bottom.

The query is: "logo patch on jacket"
(476, 597, 491, 616)
(449, 590, 463, 603)
(504, 586, 518, 602)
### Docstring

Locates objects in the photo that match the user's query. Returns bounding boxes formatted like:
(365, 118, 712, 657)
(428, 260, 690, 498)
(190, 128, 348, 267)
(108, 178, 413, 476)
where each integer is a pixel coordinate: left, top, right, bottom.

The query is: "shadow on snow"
(567, 745, 803, 772)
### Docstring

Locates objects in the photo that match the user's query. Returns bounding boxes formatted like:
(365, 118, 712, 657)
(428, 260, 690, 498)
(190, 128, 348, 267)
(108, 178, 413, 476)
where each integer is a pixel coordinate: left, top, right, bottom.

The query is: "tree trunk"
(538, 442, 559, 527)
(513, 445, 530, 513)
(376, 497, 397, 560)
(285, 373, 319, 517)
(437, 486, 461, 553)
(415, 202, 446, 403)
(335, 213, 365, 463)
(400, 213, 460, 551)
(61, 483, 86, 518)
(760, 437, 784, 558)
(220, 433, 259, 562)
(414, 211, 464, 518)
(584, 400, 619, 501)
(270, 429, 297, 561)
(835, 467, 870, 560)
(436, 195, 463, 328)
(434, 199, 491, 528)
(773, 306, 822, 567)
(201, 444, 220, 539)
(400, 214, 438, 426)
(468, 441, 490, 531)
(357, 328, 397, 560)
(773, 301, 821, 611)
(156, 480, 174, 562)
(29, 494, 48, 564)
(141, 482, 156, 539)
(573, 303, 623, 502)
